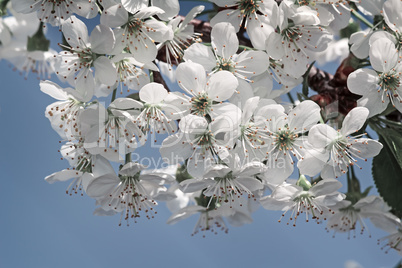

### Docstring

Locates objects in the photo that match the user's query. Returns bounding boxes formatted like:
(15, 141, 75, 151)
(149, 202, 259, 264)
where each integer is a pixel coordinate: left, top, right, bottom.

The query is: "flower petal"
(139, 82, 168, 104)
(86, 174, 120, 198)
(176, 62, 206, 96)
(288, 100, 321, 132)
(347, 68, 379, 95)
(62, 16, 89, 49)
(45, 169, 83, 184)
(183, 43, 216, 72)
(211, 22, 238, 59)
(308, 124, 338, 149)
(94, 56, 117, 86)
(206, 70, 238, 101)
(369, 38, 398, 73)
(90, 24, 115, 54)
(341, 107, 369, 136)
(309, 178, 342, 197)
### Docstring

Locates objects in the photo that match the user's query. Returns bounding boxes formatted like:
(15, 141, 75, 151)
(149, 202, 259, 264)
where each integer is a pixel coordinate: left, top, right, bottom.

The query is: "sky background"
(0, 1, 401, 268)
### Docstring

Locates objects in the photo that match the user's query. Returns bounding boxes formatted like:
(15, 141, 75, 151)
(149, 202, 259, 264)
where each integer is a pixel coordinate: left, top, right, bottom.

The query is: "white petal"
(94, 56, 117, 86)
(134, 6, 164, 19)
(179, 114, 208, 134)
(357, 90, 389, 118)
(109, 98, 143, 110)
(152, 0, 179, 20)
(179, 178, 211, 193)
(237, 177, 264, 192)
(228, 79, 254, 109)
(309, 178, 342, 197)
(121, 0, 147, 13)
(86, 174, 120, 198)
(183, 43, 216, 72)
(160, 134, 193, 164)
(139, 82, 168, 104)
(100, 4, 128, 28)
(288, 100, 321, 132)
(347, 69, 379, 96)
(62, 16, 89, 49)
(40, 80, 71, 100)
(80, 173, 95, 192)
(144, 20, 172, 42)
(206, 71, 238, 101)
(203, 164, 230, 178)
(75, 69, 95, 102)
(348, 138, 383, 158)
(176, 62, 206, 96)
(166, 206, 205, 225)
(241, 96, 260, 124)
(308, 124, 338, 149)
(90, 24, 115, 54)
(209, 0, 237, 6)
(369, 38, 398, 72)
(210, 9, 242, 33)
(235, 50, 270, 77)
(350, 30, 371, 59)
(180, 5, 205, 31)
(129, 34, 157, 63)
(260, 195, 292, 210)
(383, 0, 402, 33)
(321, 159, 342, 179)
(265, 32, 285, 60)
(247, 14, 275, 50)
(341, 107, 369, 136)
(210, 102, 242, 120)
(187, 150, 213, 178)
(211, 22, 238, 59)
(298, 148, 328, 177)
(45, 169, 83, 184)
(119, 162, 147, 176)
(263, 153, 294, 185)
(92, 155, 116, 177)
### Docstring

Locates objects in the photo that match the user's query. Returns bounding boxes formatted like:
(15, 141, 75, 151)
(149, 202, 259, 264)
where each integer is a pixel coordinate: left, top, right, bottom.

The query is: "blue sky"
(0, 1, 401, 267)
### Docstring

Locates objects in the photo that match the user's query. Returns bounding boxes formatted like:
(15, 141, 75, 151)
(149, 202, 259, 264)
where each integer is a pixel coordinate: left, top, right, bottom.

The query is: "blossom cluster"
(1, 0, 402, 255)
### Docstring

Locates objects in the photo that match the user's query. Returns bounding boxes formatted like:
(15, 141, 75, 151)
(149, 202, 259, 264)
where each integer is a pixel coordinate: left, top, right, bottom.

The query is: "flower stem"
(287, 92, 295, 104)
(111, 88, 117, 102)
(150, 70, 154, 83)
(351, 10, 373, 28)
(125, 153, 132, 164)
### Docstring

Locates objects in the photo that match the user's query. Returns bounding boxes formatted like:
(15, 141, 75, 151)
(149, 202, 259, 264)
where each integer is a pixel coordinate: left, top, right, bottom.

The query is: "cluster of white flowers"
(2, 0, 402, 255)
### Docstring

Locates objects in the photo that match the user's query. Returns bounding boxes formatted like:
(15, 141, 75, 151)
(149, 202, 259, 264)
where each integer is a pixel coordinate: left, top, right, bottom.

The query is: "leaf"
(302, 61, 315, 97)
(0, 0, 8, 16)
(27, 22, 50, 52)
(376, 127, 402, 168)
(339, 20, 360, 39)
(361, 186, 373, 198)
(372, 135, 402, 217)
(296, 92, 309, 102)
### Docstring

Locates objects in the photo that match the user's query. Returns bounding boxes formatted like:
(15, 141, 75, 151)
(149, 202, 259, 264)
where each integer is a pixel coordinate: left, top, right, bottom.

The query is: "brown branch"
(308, 54, 360, 115)
(153, 70, 170, 92)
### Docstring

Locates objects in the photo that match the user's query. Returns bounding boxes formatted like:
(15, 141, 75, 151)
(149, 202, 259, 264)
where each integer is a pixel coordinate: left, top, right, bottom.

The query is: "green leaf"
(27, 22, 50, 52)
(127, 92, 140, 102)
(340, 20, 360, 39)
(302, 61, 315, 97)
(296, 92, 309, 104)
(376, 127, 402, 168)
(372, 135, 402, 217)
(361, 186, 373, 198)
(0, 0, 9, 16)
(175, 163, 192, 183)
